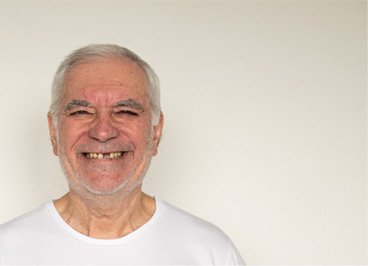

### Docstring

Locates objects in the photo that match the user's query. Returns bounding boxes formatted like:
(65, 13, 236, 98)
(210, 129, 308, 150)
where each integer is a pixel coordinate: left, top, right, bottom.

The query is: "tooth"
(85, 152, 124, 159)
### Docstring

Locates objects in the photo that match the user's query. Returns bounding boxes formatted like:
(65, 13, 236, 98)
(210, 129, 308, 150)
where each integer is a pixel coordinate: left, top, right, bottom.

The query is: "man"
(0, 44, 244, 265)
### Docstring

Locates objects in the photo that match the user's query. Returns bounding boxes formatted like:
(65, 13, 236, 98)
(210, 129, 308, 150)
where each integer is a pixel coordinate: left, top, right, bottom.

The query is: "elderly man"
(0, 44, 244, 265)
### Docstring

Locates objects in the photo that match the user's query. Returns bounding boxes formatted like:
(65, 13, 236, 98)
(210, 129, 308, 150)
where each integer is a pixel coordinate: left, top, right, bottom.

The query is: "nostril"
(88, 118, 119, 142)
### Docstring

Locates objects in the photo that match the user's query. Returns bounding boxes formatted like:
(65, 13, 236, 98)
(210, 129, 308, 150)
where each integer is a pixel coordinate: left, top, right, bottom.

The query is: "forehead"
(62, 57, 149, 103)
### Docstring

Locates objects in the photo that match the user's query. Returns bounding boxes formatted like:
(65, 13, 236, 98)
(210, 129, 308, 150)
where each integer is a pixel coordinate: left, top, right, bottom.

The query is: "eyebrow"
(114, 99, 144, 111)
(64, 99, 92, 110)
(63, 98, 144, 111)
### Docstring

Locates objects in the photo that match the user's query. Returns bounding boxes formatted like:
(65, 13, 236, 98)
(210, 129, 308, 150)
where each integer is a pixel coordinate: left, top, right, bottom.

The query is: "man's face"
(48, 58, 163, 196)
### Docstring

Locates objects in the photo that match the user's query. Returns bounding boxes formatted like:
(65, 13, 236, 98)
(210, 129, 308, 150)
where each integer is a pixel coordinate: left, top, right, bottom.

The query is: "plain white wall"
(0, 1, 366, 265)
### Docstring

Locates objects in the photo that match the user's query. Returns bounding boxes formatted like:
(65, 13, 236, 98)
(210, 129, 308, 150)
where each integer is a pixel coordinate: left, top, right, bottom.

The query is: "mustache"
(75, 142, 135, 153)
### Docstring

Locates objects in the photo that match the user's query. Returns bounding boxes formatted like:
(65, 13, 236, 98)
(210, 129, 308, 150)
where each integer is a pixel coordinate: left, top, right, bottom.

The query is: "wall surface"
(0, 1, 366, 265)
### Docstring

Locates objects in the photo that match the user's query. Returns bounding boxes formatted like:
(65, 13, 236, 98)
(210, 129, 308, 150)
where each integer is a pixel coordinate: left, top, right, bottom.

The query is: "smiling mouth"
(83, 152, 124, 159)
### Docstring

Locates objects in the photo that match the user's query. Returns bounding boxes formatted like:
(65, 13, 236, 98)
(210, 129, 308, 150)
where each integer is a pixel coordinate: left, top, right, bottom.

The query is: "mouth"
(82, 152, 125, 159)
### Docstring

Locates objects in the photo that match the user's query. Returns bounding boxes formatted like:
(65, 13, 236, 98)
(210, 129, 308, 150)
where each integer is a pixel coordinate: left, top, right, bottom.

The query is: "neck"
(54, 188, 156, 239)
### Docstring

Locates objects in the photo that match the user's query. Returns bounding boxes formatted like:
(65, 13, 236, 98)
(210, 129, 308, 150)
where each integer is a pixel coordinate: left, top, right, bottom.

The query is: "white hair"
(49, 44, 161, 125)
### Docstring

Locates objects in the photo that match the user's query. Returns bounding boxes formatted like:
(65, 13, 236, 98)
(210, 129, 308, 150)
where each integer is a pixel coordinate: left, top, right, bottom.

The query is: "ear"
(152, 112, 164, 156)
(47, 112, 59, 156)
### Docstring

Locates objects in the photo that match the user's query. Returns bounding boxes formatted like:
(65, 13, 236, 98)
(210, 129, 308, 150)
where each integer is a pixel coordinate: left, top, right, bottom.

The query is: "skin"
(48, 57, 163, 239)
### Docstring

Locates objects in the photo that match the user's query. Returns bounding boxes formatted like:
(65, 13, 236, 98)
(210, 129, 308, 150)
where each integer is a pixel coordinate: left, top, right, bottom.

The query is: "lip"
(76, 143, 134, 154)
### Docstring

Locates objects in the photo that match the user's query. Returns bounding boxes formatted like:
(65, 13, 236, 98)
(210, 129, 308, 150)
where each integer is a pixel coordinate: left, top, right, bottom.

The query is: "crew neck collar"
(47, 197, 162, 245)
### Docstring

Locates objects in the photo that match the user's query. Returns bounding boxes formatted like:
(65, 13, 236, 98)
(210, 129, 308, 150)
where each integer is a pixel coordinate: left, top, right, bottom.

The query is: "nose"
(88, 114, 118, 142)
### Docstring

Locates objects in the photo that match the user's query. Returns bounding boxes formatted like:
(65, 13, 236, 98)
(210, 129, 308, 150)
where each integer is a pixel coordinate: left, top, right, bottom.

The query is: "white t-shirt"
(0, 199, 245, 265)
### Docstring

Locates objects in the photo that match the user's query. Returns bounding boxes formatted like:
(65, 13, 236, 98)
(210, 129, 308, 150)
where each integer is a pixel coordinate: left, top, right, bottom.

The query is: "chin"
(68, 174, 143, 197)
(85, 180, 139, 196)
(59, 154, 150, 198)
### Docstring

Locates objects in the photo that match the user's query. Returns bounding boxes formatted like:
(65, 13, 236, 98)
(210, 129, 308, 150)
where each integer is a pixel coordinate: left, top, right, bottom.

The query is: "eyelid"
(114, 106, 142, 113)
(115, 110, 139, 115)
(65, 107, 95, 116)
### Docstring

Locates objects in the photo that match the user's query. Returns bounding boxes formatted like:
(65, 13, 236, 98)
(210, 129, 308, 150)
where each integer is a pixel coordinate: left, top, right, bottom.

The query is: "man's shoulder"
(0, 202, 51, 237)
(156, 199, 232, 244)
(155, 199, 245, 264)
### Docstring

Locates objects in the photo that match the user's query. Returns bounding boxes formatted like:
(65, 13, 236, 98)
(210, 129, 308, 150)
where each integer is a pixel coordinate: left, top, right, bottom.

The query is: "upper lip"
(76, 143, 134, 154)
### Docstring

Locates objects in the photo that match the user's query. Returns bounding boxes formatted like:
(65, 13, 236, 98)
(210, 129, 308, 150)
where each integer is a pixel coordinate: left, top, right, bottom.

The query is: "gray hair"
(49, 44, 161, 125)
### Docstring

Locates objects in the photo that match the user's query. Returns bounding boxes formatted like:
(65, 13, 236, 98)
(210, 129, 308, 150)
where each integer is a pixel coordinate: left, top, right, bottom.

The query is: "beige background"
(0, 1, 366, 265)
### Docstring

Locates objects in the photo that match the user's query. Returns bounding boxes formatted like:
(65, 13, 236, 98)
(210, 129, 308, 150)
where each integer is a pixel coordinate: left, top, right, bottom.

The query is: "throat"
(53, 191, 156, 239)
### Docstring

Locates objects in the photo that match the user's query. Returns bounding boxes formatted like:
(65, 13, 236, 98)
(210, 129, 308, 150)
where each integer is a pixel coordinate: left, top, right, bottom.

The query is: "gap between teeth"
(86, 152, 123, 159)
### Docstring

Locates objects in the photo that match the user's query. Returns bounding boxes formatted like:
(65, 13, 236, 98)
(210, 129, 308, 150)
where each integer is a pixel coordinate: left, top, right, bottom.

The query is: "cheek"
(134, 123, 153, 141)
(141, 128, 155, 150)
(57, 123, 85, 152)
(120, 118, 153, 138)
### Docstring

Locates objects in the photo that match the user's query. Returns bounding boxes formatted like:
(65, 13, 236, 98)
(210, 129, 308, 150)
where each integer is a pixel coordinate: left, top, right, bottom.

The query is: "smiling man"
(0, 44, 244, 265)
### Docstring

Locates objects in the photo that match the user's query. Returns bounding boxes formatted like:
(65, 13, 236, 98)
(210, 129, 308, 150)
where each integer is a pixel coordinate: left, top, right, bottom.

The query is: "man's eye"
(68, 110, 93, 116)
(115, 110, 139, 116)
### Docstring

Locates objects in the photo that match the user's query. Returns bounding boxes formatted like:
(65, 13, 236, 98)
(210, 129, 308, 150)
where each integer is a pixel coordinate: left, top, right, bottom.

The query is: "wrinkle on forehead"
(61, 58, 150, 106)
(63, 58, 149, 90)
